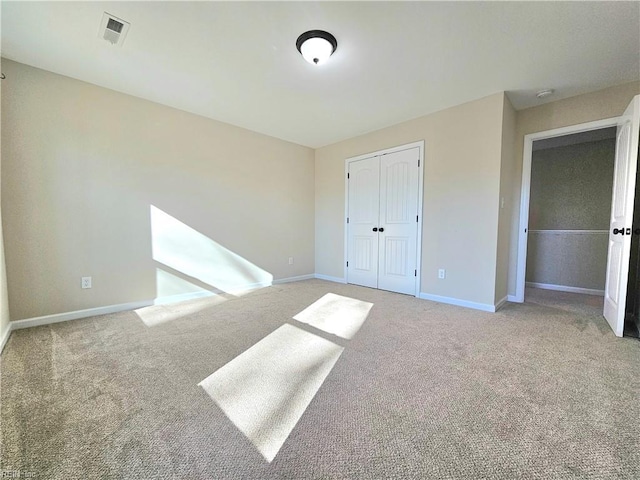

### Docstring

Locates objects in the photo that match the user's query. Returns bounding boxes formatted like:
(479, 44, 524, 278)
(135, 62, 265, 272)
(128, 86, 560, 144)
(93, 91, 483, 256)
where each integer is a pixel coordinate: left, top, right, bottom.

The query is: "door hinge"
(416, 215, 419, 222)
(347, 172, 350, 179)
(415, 269, 417, 277)
(418, 159, 420, 167)
(347, 217, 349, 224)
(347, 261, 349, 267)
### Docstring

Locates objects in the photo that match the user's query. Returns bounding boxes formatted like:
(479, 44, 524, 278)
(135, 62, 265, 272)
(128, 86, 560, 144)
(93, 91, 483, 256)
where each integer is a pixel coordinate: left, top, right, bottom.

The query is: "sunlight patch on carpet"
(198, 323, 344, 462)
(293, 293, 373, 339)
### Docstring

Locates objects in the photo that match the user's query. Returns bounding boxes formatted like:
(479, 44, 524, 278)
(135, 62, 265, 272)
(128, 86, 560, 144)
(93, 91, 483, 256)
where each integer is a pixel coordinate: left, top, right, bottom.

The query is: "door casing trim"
(515, 117, 620, 303)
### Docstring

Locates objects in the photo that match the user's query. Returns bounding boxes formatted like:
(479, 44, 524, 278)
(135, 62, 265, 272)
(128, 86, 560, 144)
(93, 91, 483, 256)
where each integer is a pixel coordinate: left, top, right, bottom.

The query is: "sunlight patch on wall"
(199, 323, 344, 462)
(156, 267, 211, 299)
(293, 293, 373, 339)
(150, 205, 273, 295)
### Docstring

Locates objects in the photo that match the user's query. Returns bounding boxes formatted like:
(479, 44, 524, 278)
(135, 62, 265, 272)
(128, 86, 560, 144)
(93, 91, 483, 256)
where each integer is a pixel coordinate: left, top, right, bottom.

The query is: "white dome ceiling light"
(536, 89, 555, 99)
(296, 30, 337, 65)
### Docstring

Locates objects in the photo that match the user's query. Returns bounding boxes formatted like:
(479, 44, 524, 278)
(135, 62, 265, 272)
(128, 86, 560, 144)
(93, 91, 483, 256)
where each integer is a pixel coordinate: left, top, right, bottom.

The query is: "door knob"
(379, 227, 384, 232)
(613, 228, 626, 235)
(372, 227, 378, 232)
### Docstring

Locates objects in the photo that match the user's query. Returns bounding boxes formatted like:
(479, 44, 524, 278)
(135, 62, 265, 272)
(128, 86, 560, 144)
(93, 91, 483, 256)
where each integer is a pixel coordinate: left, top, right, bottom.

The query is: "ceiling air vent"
(99, 12, 130, 46)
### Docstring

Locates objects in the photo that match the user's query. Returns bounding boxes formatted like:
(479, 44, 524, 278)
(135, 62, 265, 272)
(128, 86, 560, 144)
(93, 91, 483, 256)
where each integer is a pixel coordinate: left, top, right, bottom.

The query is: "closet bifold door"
(347, 147, 420, 295)
(347, 155, 380, 289)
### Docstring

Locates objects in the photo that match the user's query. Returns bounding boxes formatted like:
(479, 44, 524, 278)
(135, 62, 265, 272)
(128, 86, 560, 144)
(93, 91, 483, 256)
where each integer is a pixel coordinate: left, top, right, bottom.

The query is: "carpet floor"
(1, 280, 639, 479)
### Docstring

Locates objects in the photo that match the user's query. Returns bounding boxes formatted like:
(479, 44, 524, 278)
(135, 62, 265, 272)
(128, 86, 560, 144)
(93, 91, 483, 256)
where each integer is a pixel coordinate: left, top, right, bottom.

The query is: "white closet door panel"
(347, 156, 380, 288)
(378, 148, 420, 295)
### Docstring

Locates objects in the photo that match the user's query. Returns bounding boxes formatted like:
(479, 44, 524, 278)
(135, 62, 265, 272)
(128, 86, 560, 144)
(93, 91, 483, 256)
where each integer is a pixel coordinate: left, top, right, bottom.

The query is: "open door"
(603, 96, 640, 337)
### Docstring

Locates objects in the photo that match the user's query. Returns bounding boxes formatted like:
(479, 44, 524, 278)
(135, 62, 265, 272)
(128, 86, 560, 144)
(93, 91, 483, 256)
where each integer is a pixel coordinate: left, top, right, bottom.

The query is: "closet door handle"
(378, 227, 384, 232)
(613, 228, 626, 235)
(372, 227, 378, 232)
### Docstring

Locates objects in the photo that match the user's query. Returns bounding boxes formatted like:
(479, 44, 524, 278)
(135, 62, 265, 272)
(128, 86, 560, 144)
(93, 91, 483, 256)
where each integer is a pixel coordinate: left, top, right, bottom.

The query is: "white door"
(603, 96, 640, 337)
(347, 147, 420, 295)
(347, 156, 380, 289)
(378, 149, 420, 294)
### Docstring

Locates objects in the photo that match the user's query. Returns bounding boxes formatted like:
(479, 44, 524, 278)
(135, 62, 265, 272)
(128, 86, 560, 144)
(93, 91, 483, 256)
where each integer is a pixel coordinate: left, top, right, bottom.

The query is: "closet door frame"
(344, 141, 425, 297)
(515, 117, 621, 303)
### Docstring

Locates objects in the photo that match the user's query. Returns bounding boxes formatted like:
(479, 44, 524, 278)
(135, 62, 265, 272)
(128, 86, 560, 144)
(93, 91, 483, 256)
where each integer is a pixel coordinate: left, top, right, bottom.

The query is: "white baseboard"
(10, 299, 154, 332)
(226, 281, 273, 295)
(2, 293, 218, 353)
(525, 282, 605, 296)
(314, 274, 347, 284)
(153, 290, 215, 305)
(495, 296, 508, 311)
(419, 292, 498, 313)
(0, 276, 322, 351)
(0, 323, 12, 354)
(167, 275, 315, 296)
(273, 274, 315, 284)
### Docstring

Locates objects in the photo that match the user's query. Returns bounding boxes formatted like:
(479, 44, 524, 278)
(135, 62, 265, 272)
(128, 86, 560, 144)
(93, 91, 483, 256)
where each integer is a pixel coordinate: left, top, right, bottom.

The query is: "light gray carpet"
(1, 279, 639, 479)
(524, 287, 605, 318)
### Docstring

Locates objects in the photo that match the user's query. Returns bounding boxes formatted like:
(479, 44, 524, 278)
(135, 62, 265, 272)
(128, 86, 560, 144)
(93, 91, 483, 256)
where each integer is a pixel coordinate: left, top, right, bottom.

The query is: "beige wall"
(316, 93, 507, 307)
(4, 57, 637, 321)
(0, 56, 10, 342)
(507, 81, 640, 296)
(1, 59, 315, 320)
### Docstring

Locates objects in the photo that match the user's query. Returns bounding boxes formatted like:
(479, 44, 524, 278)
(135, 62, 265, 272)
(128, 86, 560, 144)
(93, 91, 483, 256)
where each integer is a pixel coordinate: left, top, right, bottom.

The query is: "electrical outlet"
(288, 257, 294, 265)
(438, 269, 446, 280)
(82, 276, 92, 289)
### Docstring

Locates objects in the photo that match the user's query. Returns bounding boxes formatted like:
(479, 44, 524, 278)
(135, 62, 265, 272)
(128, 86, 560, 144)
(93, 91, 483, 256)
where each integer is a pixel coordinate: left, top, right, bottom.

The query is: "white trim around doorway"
(514, 117, 620, 303)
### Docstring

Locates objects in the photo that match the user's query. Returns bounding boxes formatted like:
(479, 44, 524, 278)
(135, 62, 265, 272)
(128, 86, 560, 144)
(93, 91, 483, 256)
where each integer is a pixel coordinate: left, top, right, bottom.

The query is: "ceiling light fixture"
(296, 30, 337, 65)
(536, 89, 554, 99)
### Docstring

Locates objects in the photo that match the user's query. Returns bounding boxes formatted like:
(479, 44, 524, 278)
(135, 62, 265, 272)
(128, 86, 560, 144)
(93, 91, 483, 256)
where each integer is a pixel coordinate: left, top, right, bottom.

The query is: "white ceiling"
(2, 1, 639, 148)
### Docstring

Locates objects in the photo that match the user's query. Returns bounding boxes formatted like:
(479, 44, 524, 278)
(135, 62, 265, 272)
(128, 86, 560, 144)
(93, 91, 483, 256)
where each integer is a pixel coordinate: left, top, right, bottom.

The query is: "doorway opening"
(515, 96, 640, 338)
(516, 118, 620, 304)
(525, 127, 616, 300)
